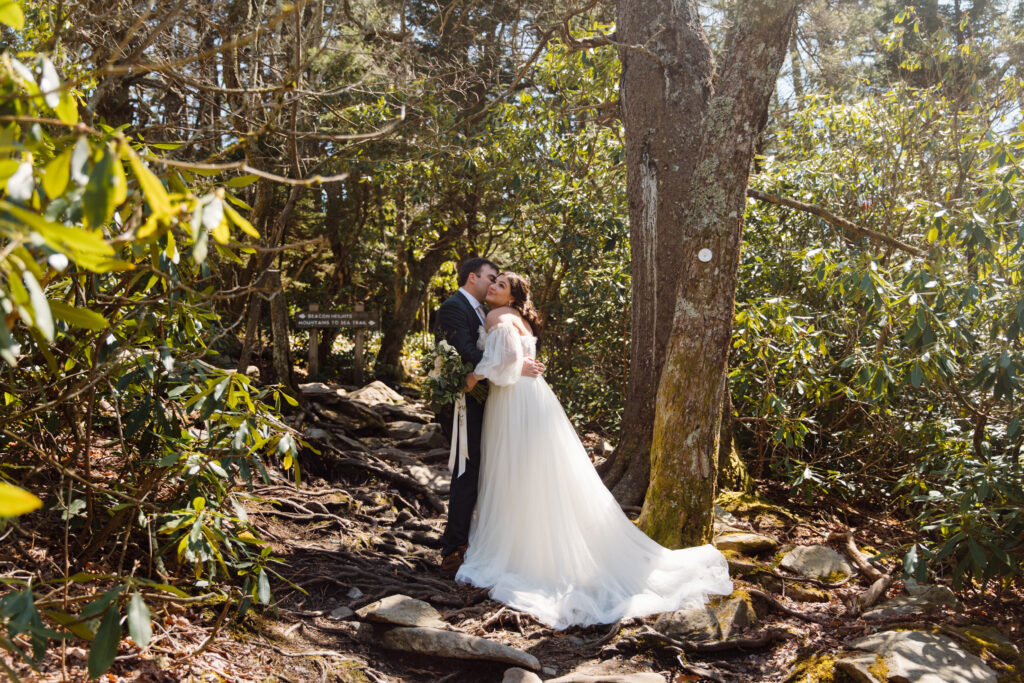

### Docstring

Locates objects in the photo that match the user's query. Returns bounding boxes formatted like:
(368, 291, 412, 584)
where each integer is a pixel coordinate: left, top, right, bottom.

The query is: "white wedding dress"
(455, 322, 733, 629)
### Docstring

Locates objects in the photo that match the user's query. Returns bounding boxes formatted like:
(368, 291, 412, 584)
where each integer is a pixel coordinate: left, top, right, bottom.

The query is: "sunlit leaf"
(0, 482, 42, 516)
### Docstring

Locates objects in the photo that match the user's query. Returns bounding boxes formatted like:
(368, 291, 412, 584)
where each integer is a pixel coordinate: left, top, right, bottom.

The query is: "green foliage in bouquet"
(422, 339, 486, 407)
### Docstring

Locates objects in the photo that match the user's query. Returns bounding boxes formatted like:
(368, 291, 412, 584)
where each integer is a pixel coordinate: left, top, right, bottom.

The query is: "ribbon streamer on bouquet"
(448, 394, 469, 478)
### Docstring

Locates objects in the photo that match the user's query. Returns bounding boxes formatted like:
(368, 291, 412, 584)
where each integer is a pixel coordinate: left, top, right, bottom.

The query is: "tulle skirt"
(455, 376, 733, 629)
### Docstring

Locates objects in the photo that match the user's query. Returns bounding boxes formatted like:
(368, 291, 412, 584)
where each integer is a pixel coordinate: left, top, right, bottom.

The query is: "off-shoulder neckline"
(479, 322, 536, 340)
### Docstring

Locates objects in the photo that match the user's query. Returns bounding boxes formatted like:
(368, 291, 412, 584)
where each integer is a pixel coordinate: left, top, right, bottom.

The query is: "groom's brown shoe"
(439, 544, 468, 579)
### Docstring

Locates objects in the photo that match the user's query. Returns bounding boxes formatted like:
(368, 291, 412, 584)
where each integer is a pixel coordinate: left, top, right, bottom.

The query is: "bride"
(456, 271, 733, 629)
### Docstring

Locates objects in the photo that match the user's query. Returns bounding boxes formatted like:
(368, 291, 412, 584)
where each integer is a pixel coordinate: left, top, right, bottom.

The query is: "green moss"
(822, 569, 851, 583)
(786, 653, 837, 683)
(866, 654, 889, 680)
(716, 490, 797, 522)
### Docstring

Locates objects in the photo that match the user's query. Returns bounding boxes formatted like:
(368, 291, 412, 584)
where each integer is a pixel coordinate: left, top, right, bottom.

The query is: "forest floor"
(7, 382, 1024, 683)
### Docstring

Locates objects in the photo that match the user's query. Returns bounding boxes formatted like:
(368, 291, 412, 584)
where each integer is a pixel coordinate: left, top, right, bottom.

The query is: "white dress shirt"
(459, 287, 486, 325)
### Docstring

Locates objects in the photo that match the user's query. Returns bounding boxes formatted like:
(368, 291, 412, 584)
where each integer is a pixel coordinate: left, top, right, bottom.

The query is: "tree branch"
(747, 188, 927, 258)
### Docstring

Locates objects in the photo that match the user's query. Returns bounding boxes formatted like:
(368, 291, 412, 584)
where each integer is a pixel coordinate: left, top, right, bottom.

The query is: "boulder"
(710, 589, 767, 640)
(547, 675, 665, 683)
(355, 594, 447, 629)
(395, 425, 447, 450)
(348, 380, 405, 405)
(786, 583, 830, 603)
(713, 504, 743, 535)
(862, 592, 960, 621)
(374, 402, 435, 424)
(837, 630, 997, 683)
(329, 606, 354, 620)
(388, 420, 433, 440)
(655, 589, 767, 642)
(713, 532, 779, 555)
(298, 382, 347, 399)
(904, 578, 964, 608)
(503, 669, 543, 683)
(779, 545, 854, 582)
(653, 605, 721, 641)
(379, 626, 540, 669)
(951, 625, 1020, 662)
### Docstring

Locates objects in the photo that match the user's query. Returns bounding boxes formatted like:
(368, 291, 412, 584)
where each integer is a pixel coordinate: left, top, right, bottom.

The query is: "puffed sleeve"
(474, 324, 524, 386)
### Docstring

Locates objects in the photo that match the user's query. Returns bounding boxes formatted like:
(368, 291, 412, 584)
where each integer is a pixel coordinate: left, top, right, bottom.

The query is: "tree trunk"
(602, 0, 716, 506)
(638, 0, 800, 548)
(374, 192, 480, 380)
(267, 269, 294, 391)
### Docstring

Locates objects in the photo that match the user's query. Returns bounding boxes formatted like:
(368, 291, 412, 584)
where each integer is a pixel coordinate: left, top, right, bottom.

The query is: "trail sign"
(295, 310, 378, 329)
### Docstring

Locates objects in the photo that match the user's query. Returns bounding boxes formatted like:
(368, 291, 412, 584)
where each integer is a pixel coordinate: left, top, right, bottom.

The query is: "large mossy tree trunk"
(637, 0, 801, 548)
(601, 0, 715, 506)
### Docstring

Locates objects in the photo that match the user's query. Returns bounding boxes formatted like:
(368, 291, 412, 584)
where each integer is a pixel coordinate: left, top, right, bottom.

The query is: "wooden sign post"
(294, 305, 379, 383)
(353, 303, 365, 385)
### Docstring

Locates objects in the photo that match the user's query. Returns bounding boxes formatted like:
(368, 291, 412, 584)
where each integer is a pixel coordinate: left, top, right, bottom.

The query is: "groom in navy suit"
(433, 257, 544, 577)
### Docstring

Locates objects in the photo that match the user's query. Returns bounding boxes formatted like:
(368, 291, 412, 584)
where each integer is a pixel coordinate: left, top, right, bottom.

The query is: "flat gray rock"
(862, 591, 960, 620)
(355, 594, 447, 629)
(348, 380, 405, 405)
(328, 606, 354, 620)
(503, 668, 543, 683)
(779, 545, 853, 581)
(298, 382, 347, 398)
(710, 591, 766, 640)
(547, 673, 665, 682)
(395, 426, 447, 450)
(374, 402, 435, 424)
(388, 420, 433, 440)
(712, 532, 779, 554)
(653, 605, 721, 641)
(837, 630, 997, 683)
(380, 626, 540, 669)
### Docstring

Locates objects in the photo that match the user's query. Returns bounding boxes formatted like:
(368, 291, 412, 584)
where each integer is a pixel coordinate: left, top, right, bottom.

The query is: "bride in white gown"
(455, 272, 733, 630)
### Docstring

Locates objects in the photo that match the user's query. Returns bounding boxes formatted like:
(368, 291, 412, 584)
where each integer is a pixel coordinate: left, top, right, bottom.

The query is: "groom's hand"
(521, 358, 545, 377)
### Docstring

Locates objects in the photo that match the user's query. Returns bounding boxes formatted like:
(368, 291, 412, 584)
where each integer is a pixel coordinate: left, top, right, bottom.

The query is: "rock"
(407, 464, 449, 493)
(332, 397, 388, 433)
(952, 624, 1020, 662)
(653, 605, 721, 641)
(713, 511, 743, 535)
(713, 532, 779, 555)
(348, 380, 405, 405)
(655, 589, 766, 642)
(837, 630, 997, 683)
(329, 606, 354, 620)
(503, 668, 543, 683)
(379, 626, 540, 669)
(245, 365, 260, 378)
(542, 667, 558, 677)
(786, 583, 830, 602)
(355, 594, 448, 629)
(714, 504, 739, 527)
(547, 673, 665, 682)
(904, 578, 964, 609)
(710, 589, 766, 640)
(298, 382, 347, 399)
(388, 420, 433, 440)
(346, 586, 363, 599)
(779, 545, 854, 582)
(371, 448, 420, 467)
(394, 426, 447, 450)
(374, 402, 435, 424)
(862, 592, 960, 620)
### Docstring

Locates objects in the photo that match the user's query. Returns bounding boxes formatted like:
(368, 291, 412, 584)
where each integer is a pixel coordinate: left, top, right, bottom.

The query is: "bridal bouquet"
(423, 340, 487, 405)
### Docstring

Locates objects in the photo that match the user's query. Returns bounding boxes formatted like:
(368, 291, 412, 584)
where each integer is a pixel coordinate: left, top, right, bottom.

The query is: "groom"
(433, 257, 544, 577)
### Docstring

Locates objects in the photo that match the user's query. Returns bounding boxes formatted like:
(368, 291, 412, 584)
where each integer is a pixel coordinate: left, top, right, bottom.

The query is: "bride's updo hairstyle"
(500, 271, 543, 342)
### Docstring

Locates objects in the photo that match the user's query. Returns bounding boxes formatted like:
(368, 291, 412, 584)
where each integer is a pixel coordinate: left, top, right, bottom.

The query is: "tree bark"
(602, 0, 715, 506)
(638, 0, 801, 548)
(373, 192, 481, 380)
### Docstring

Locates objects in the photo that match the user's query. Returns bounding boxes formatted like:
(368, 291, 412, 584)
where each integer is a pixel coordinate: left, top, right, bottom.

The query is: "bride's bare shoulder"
(484, 307, 516, 330)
